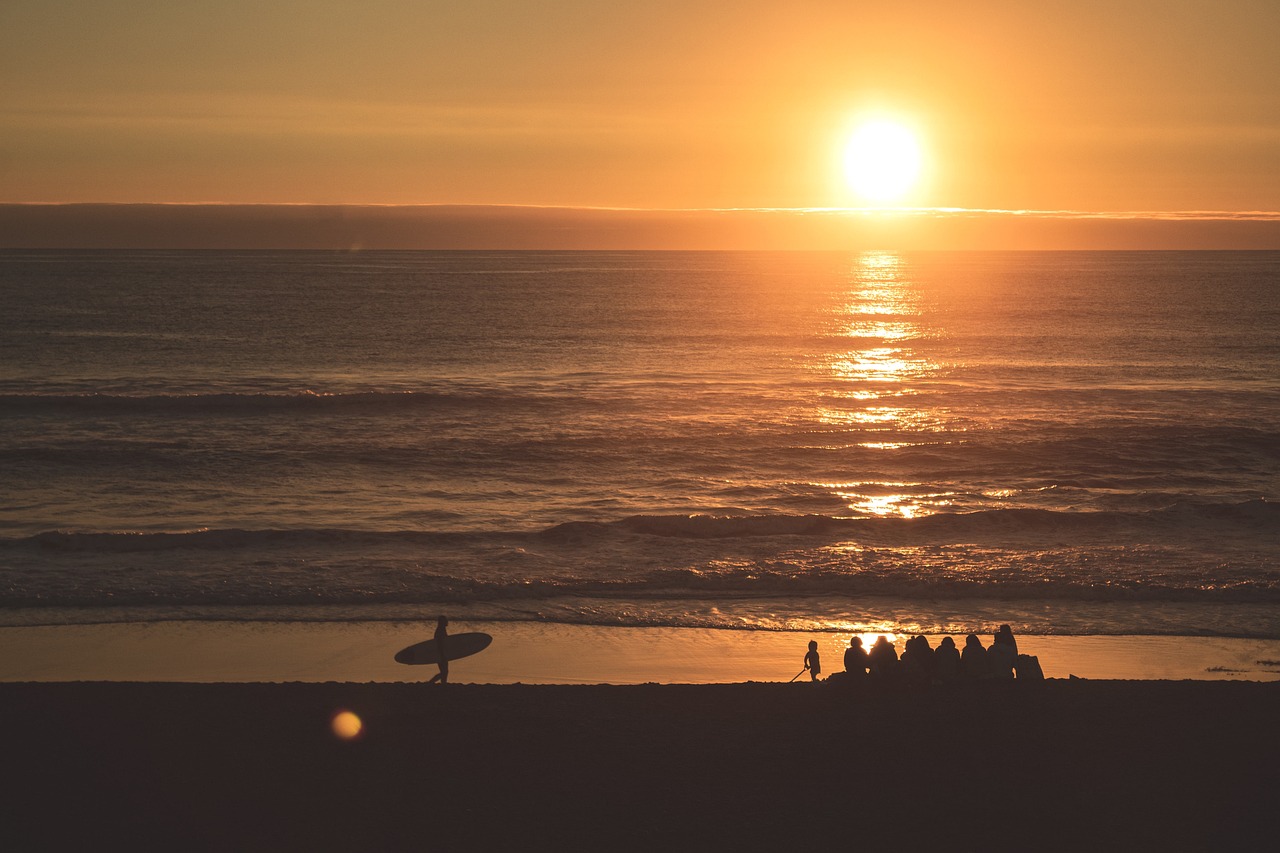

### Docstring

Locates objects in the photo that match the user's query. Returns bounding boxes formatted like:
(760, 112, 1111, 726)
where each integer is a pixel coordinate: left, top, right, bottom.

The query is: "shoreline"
(4, 679, 1277, 850)
(5, 619, 1279, 683)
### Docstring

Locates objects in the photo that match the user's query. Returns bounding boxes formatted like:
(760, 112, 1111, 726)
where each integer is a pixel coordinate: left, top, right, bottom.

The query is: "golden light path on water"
(814, 251, 952, 519)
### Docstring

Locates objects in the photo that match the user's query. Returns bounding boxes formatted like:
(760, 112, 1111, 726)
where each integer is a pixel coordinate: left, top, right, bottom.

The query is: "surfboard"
(394, 632, 493, 665)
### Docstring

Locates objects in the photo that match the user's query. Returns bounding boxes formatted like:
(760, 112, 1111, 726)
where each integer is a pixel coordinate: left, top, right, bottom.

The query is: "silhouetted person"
(994, 624, 1018, 655)
(427, 615, 450, 684)
(986, 630, 1016, 680)
(900, 635, 921, 680)
(868, 635, 898, 680)
(803, 640, 821, 682)
(844, 636, 870, 680)
(900, 635, 935, 684)
(961, 633, 987, 680)
(934, 636, 961, 683)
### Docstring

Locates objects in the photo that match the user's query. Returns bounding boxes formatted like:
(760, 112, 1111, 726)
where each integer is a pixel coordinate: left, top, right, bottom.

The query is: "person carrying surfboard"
(393, 622, 491, 673)
(427, 616, 450, 684)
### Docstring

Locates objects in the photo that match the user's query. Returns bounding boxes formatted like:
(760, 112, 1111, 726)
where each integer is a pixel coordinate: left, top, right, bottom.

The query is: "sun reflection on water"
(823, 253, 936, 388)
(829, 348, 928, 383)
(812, 252, 951, 519)
(812, 480, 958, 519)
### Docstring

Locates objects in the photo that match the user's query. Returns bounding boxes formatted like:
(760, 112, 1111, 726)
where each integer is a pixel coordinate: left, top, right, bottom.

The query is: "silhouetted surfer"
(427, 615, 450, 684)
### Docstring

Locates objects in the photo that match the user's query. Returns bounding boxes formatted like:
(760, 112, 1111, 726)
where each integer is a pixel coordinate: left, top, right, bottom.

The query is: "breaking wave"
(5, 500, 1276, 554)
(546, 501, 1280, 541)
(3, 502, 1277, 619)
(5, 500, 1276, 553)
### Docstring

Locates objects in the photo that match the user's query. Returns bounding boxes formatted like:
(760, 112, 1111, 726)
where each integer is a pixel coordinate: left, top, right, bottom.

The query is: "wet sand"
(4, 679, 1277, 851)
(5, 620, 1280, 683)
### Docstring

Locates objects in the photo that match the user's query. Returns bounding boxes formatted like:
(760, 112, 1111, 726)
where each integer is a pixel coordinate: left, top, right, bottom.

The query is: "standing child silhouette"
(803, 640, 821, 682)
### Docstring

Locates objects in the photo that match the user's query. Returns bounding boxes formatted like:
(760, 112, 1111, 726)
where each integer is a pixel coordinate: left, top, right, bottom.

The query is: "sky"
(2, 1, 1279, 247)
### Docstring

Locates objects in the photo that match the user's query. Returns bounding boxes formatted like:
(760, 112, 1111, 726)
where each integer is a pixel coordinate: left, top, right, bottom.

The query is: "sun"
(843, 120, 923, 204)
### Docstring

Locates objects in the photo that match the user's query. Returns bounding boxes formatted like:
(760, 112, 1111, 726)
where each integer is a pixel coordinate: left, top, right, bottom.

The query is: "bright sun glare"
(843, 120, 922, 204)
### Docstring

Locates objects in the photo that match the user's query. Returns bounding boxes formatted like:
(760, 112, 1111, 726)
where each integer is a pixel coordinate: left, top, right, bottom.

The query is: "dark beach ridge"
(4, 679, 1277, 851)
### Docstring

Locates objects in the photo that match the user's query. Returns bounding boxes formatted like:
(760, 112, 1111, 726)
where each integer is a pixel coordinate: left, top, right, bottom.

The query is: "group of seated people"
(833, 625, 1041, 684)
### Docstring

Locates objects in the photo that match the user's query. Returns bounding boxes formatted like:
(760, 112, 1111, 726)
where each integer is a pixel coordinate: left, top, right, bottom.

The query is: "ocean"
(2, 249, 1277, 639)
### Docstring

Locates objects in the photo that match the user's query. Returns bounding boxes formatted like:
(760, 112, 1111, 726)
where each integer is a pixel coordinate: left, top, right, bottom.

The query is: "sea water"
(1, 250, 1277, 639)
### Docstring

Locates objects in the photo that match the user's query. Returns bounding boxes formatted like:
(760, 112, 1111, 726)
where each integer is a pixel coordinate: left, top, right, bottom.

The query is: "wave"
(2, 563, 1277, 610)
(542, 500, 1280, 542)
(0, 389, 577, 416)
(1, 527, 487, 553)
(3, 505, 1277, 615)
(4, 500, 1275, 554)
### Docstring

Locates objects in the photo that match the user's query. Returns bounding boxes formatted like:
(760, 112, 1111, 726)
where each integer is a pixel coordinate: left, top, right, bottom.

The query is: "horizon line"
(5, 201, 1280, 222)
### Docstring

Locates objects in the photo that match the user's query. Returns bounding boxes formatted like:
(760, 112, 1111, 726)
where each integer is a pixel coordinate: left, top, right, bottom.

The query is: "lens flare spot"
(331, 710, 363, 740)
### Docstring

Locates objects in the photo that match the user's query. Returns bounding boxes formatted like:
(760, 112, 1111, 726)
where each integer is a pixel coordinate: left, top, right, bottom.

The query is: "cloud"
(4, 204, 1280, 250)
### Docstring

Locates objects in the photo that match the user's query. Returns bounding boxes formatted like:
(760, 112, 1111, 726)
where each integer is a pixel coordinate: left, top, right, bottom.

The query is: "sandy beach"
(4, 679, 1277, 851)
(8, 620, 1278, 849)
(6, 620, 1280, 684)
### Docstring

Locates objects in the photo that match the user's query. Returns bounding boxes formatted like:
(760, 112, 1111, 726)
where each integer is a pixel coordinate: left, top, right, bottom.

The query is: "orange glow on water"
(811, 479, 956, 519)
(848, 632, 899, 652)
(809, 253, 964, 518)
(820, 252, 934, 392)
(830, 349, 928, 384)
(847, 494, 922, 519)
(838, 320, 918, 340)
(838, 490, 954, 519)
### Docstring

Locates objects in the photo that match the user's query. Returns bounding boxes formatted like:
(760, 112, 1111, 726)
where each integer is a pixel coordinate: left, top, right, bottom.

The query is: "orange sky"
(2, 1, 1278, 241)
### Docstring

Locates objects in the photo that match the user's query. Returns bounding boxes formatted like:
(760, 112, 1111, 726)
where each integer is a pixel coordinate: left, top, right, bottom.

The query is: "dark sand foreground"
(4, 680, 1277, 851)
